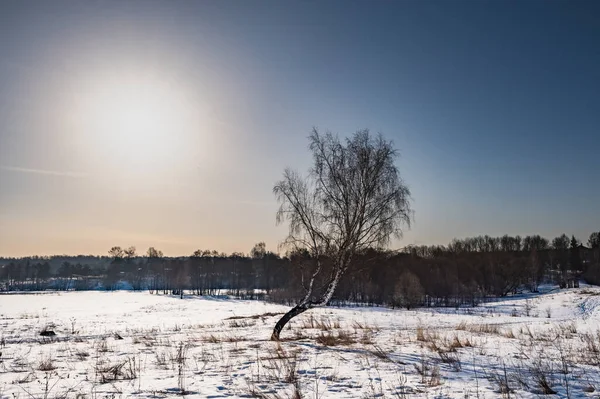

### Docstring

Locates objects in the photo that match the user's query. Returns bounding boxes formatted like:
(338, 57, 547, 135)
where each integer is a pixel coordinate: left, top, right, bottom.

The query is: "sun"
(106, 83, 173, 160)
(71, 71, 195, 177)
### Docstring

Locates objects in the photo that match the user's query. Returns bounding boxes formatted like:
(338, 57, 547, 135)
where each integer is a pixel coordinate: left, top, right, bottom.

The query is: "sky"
(0, 1, 599, 257)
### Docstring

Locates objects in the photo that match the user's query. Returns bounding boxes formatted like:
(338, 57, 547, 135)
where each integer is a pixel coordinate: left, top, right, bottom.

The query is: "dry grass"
(359, 330, 375, 345)
(369, 345, 393, 362)
(259, 343, 301, 387)
(155, 351, 168, 368)
(530, 360, 557, 395)
(416, 326, 426, 341)
(414, 356, 442, 387)
(16, 372, 36, 384)
(132, 334, 157, 347)
(203, 334, 221, 343)
(559, 322, 577, 336)
(300, 314, 336, 331)
(95, 338, 111, 353)
(582, 331, 600, 353)
(456, 321, 467, 331)
(416, 327, 440, 343)
(461, 323, 501, 335)
(520, 325, 535, 339)
(449, 335, 461, 349)
(224, 334, 246, 343)
(581, 330, 600, 365)
(502, 329, 516, 339)
(315, 330, 356, 346)
(95, 357, 138, 383)
(352, 320, 378, 331)
(201, 333, 246, 343)
(38, 357, 57, 371)
(427, 339, 461, 369)
(488, 367, 515, 397)
(229, 319, 257, 328)
(291, 328, 308, 341)
(75, 350, 90, 361)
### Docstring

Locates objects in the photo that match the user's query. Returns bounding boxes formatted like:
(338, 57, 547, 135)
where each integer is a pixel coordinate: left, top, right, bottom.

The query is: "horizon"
(1, 229, 597, 259)
(1, 1, 599, 257)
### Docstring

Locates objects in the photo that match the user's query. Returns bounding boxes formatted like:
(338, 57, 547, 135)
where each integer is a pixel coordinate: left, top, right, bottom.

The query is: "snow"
(1, 287, 600, 398)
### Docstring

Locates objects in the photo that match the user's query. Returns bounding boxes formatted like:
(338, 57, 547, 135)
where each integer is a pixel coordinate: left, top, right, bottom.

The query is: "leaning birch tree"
(270, 128, 412, 340)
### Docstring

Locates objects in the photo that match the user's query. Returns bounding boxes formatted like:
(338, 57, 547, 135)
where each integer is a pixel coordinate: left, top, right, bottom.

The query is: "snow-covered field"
(2, 287, 600, 398)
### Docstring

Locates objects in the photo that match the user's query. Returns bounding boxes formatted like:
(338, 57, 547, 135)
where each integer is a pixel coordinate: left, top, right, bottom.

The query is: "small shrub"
(38, 357, 56, 371)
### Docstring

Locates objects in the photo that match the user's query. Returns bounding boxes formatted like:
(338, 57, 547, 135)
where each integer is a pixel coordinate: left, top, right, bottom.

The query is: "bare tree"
(589, 231, 600, 249)
(270, 128, 412, 340)
(124, 246, 137, 258)
(393, 270, 424, 309)
(250, 242, 267, 259)
(146, 247, 163, 258)
(108, 246, 124, 259)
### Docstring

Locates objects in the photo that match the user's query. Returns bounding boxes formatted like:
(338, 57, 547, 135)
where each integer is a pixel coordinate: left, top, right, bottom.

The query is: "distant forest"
(1, 232, 599, 309)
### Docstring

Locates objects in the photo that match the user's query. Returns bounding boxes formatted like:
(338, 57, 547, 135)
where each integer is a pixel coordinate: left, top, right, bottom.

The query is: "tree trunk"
(271, 260, 349, 341)
(270, 303, 311, 341)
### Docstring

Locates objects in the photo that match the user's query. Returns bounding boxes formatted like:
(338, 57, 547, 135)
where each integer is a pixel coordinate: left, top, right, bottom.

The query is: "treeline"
(1, 232, 599, 309)
(279, 232, 599, 309)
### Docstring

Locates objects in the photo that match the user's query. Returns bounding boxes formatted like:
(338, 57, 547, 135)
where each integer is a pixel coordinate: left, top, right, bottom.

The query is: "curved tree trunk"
(271, 264, 348, 340)
(271, 303, 311, 341)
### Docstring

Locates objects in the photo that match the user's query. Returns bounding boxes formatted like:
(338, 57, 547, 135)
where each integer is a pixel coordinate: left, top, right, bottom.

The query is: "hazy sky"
(1, 1, 599, 257)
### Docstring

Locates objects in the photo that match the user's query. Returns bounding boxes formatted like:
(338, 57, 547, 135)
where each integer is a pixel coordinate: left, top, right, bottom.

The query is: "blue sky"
(0, 1, 599, 256)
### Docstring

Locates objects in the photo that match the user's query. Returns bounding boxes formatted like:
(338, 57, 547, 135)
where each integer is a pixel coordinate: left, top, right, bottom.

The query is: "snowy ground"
(1, 287, 600, 399)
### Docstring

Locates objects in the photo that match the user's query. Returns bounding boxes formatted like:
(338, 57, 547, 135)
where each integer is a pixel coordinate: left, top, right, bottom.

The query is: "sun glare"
(71, 71, 197, 177)
(107, 84, 173, 159)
